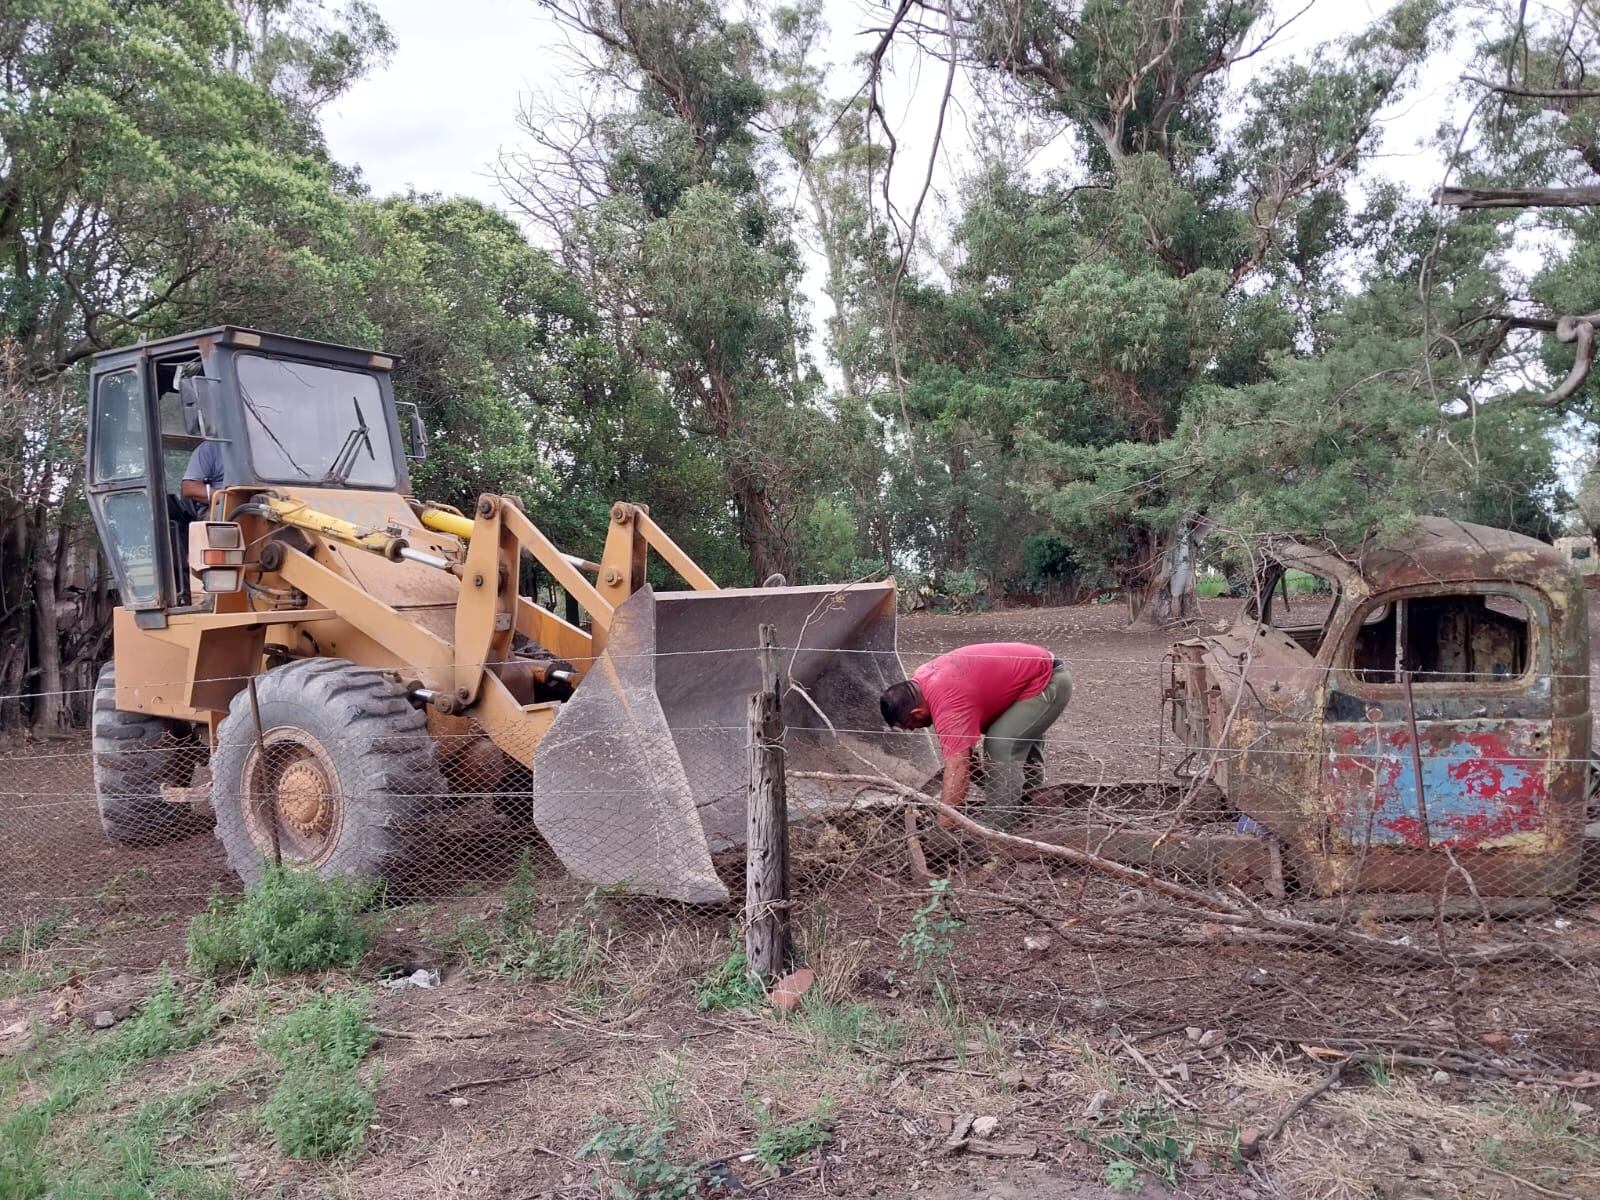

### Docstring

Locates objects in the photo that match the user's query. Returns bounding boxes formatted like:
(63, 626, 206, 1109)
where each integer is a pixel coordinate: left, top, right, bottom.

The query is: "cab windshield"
(235, 354, 395, 488)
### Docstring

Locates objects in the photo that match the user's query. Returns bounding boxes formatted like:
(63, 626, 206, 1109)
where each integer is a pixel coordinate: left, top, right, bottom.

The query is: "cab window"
(93, 370, 148, 482)
(1258, 567, 1341, 655)
(1349, 592, 1532, 685)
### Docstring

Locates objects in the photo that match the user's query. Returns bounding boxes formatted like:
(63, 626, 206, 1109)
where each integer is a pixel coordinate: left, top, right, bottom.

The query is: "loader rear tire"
(209, 659, 445, 886)
(92, 663, 207, 845)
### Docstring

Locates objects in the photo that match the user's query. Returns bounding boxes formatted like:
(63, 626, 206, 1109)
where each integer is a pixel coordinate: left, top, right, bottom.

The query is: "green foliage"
(2, 1082, 231, 1200)
(507, 923, 599, 985)
(0, 910, 70, 959)
(258, 990, 376, 1068)
(752, 1097, 835, 1172)
(185, 868, 375, 976)
(899, 879, 965, 1031)
(1020, 531, 1075, 589)
(502, 852, 542, 933)
(434, 914, 499, 966)
(695, 931, 763, 1012)
(0, 965, 62, 1000)
(578, 1117, 702, 1200)
(1077, 1101, 1193, 1192)
(258, 990, 378, 1160)
(792, 992, 904, 1057)
(579, 1069, 702, 1199)
(898, 879, 962, 976)
(430, 855, 601, 991)
(0, 971, 221, 1196)
(795, 498, 859, 583)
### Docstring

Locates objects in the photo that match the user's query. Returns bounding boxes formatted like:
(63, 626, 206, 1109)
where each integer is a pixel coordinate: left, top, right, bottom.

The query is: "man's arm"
(937, 751, 972, 829)
(180, 478, 209, 503)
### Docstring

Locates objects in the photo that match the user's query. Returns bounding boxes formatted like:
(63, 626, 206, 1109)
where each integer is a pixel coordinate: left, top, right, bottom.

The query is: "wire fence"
(3, 632, 1600, 1082)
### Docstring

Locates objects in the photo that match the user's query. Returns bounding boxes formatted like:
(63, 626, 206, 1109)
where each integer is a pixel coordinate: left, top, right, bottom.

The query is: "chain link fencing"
(3, 624, 1600, 1080)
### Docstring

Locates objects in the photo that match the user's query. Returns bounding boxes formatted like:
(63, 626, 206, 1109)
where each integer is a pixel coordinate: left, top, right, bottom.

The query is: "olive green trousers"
(970, 664, 1072, 829)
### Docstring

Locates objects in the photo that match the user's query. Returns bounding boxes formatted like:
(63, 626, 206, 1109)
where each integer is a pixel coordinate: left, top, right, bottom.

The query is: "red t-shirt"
(911, 642, 1056, 758)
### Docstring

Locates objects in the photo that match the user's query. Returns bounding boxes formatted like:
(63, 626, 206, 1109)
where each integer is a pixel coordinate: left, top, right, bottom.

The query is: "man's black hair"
(879, 680, 920, 728)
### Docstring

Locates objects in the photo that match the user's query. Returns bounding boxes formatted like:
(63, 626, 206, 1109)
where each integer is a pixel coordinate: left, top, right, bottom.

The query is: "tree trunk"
(31, 520, 71, 738)
(731, 469, 794, 585)
(0, 511, 31, 735)
(946, 442, 968, 570)
(1131, 517, 1202, 628)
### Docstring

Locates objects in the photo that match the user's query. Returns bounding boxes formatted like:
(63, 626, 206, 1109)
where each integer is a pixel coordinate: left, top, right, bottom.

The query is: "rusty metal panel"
(1323, 721, 1549, 851)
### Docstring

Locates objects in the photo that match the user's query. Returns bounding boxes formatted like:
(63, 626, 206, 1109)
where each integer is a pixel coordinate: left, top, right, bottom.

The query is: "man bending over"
(880, 642, 1071, 830)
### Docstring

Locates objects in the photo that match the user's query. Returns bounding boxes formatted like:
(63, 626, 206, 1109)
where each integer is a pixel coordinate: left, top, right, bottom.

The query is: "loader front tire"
(92, 664, 207, 845)
(210, 659, 445, 886)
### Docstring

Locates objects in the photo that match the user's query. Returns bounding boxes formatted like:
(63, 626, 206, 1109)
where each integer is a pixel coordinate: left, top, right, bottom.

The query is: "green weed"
(258, 989, 378, 1160)
(507, 922, 598, 984)
(0, 910, 70, 959)
(898, 878, 963, 1032)
(258, 989, 375, 1067)
(752, 1096, 834, 1172)
(793, 991, 904, 1056)
(94, 866, 154, 910)
(185, 867, 376, 976)
(579, 1118, 701, 1199)
(695, 930, 763, 1012)
(1363, 1056, 1393, 1089)
(1077, 1100, 1193, 1192)
(431, 914, 498, 965)
(429, 855, 602, 995)
(42, 1083, 231, 1200)
(0, 964, 64, 1000)
(580, 1067, 701, 1199)
(1477, 1136, 1513, 1168)
(0, 970, 222, 1197)
(502, 851, 541, 936)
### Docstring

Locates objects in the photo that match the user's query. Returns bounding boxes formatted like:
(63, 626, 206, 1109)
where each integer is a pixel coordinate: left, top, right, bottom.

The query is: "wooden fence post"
(746, 623, 791, 984)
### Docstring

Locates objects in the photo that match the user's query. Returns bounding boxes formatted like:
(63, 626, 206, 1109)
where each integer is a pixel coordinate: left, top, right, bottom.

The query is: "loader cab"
(86, 327, 416, 621)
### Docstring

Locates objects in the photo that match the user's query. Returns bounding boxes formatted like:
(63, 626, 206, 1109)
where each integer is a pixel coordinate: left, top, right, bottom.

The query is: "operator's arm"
(180, 478, 209, 504)
(936, 751, 972, 830)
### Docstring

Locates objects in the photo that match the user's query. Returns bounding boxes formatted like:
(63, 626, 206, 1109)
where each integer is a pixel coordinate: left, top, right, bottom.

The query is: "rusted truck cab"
(1169, 519, 1591, 898)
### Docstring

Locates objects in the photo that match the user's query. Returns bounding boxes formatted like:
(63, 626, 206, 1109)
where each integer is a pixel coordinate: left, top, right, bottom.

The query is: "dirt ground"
(4, 599, 1600, 1198)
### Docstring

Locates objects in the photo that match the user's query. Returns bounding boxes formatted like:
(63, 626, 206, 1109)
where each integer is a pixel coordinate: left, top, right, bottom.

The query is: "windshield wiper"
(322, 396, 375, 486)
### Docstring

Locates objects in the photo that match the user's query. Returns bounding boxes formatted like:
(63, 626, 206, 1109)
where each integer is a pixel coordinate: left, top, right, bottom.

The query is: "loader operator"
(880, 643, 1071, 831)
(180, 440, 225, 507)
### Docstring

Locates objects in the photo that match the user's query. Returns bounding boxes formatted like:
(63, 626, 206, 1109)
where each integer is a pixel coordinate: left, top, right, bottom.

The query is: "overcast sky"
(322, 0, 1467, 222)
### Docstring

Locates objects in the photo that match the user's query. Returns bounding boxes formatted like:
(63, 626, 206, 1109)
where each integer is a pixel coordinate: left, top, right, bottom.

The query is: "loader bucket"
(529, 583, 938, 903)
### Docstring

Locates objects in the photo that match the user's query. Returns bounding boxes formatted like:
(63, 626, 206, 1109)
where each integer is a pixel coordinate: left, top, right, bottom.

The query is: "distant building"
(1554, 535, 1599, 576)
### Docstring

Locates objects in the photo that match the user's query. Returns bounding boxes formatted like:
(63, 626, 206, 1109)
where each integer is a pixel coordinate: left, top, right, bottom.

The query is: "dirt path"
(897, 599, 1244, 781)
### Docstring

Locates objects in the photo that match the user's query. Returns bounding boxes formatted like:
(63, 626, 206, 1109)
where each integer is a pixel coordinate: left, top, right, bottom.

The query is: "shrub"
(694, 930, 762, 1011)
(259, 990, 377, 1160)
(186, 867, 375, 976)
(752, 1097, 834, 1172)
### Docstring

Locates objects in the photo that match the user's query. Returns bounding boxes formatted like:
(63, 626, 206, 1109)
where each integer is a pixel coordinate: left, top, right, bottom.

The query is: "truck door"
(86, 364, 174, 613)
(1320, 586, 1551, 852)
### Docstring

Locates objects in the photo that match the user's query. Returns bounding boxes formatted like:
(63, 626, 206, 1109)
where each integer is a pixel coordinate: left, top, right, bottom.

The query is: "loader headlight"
(189, 521, 246, 593)
(200, 567, 242, 594)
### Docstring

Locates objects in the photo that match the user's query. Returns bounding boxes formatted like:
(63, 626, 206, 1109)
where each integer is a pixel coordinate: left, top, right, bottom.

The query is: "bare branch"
(1464, 72, 1600, 100)
(1435, 184, 1600, 208)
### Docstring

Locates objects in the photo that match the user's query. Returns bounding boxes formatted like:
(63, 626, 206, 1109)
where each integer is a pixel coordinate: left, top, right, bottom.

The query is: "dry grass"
(1226, 1054, 1600, 1200)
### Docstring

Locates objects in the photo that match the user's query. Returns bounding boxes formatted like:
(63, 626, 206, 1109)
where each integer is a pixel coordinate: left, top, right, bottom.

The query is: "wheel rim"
(241, 728, 343, 867)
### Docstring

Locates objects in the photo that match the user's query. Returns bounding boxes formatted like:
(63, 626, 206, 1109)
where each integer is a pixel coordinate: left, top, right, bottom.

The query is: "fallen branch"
(792, 771, 1242, 915)
(791, 770, 1598, 968)
(1477, 1164, 1582, 1200)
(427, 1053, 589, 1098)
(903, 807, 936, 885)
(1254, 1059, 1348, 1152)
(374, 1025, 496, 1042)
(1116, 1031, 1193, 1110)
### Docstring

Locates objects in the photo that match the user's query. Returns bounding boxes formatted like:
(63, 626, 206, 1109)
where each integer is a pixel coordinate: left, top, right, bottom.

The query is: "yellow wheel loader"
(86, 327, 934, 903)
